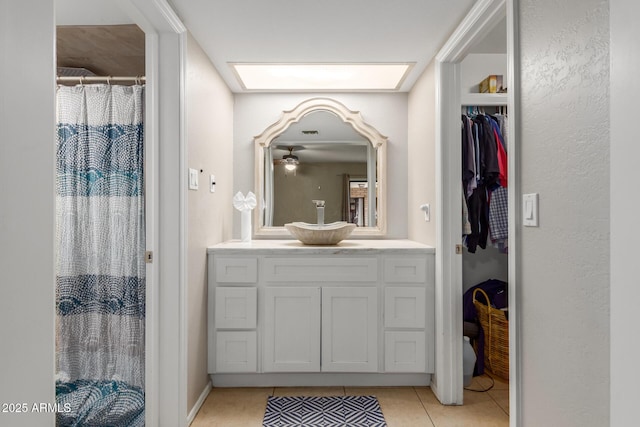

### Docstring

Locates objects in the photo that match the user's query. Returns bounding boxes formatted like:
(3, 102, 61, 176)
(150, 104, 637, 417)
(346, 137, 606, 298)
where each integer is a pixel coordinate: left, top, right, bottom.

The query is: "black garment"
(465, 183, 489, 253)
(461, 115, 475, 190)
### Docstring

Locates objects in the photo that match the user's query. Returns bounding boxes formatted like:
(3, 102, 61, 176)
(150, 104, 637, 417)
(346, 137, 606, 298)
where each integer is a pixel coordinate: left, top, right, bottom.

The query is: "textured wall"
(186, 32, 235, 413)
(519, 1, 609, 425)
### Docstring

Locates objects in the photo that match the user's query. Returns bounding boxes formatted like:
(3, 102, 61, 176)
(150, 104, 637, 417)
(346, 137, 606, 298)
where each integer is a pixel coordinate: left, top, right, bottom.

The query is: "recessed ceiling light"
(231, 63, 413, 91)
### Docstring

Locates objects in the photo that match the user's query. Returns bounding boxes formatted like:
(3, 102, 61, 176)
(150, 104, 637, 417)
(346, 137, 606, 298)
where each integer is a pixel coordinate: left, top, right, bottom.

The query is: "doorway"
(433, 0, 519, 422)
(53, 1, 188, 424)
(55, 21, 148, 426)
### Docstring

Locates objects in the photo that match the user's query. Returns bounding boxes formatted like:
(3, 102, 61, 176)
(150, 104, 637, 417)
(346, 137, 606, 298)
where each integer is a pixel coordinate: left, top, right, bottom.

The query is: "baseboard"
(187, 380, 212, 426)
(209, 373, 432, 388)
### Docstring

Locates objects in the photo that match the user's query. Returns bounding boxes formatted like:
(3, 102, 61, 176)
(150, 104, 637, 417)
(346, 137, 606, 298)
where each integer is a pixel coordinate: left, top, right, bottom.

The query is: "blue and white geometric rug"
(263, 395, 387, 427)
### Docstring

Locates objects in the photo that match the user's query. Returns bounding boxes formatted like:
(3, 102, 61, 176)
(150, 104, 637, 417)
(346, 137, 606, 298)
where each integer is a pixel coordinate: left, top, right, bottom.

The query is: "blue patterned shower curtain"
(55, 84, 145, 426)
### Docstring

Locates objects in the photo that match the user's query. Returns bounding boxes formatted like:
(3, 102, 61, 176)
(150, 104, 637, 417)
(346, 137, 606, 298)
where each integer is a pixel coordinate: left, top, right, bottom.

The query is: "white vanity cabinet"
(207, 240, 435, 387)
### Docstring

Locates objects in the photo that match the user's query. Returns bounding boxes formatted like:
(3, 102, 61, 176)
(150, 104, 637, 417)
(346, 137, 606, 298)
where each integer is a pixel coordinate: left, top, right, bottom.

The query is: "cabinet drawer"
(384, 287, 426, 328)
(264, 257, 377, 282)
(384, 257, 427, 283)
(215, 287, 257, 329)
(215, 257, 258, 283)
(384, 331, 426, 372)
(215, 331, 257, 373)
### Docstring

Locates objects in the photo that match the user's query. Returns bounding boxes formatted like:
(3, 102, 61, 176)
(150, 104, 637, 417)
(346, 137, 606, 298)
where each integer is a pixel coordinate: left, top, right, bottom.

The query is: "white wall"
(407, 60, 437, 245)
(462, 246, 508, 292)
(185, 32, 234, 414)
(0, 1, 56, 426)
(55, 0, 132, 24)
(610, 0, 638, 424)
(460, 53, 507, 94)
(233, 93, 409, 239)
(408, 55, 508, 291)
(519, 1, 610, 425)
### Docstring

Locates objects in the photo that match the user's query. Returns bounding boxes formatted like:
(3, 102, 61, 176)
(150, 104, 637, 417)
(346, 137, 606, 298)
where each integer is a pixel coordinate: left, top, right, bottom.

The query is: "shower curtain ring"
(107, 76, 112, 86)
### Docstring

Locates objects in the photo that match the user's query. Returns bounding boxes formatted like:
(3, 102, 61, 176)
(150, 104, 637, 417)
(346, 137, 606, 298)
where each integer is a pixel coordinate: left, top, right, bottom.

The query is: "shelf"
(461, 93, 508, 106)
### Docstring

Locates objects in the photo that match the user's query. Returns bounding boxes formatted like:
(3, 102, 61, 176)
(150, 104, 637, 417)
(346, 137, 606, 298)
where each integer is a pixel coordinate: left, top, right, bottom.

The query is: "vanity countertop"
(207, 239, 435, 255)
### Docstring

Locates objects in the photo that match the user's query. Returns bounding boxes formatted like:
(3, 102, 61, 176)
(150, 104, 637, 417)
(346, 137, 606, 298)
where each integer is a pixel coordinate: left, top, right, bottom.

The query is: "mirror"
(269, 112, 374, 227)
(254, 98, 387, 237)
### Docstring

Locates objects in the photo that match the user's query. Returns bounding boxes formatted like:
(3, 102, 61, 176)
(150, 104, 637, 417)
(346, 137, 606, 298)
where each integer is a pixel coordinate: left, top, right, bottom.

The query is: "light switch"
(188, 168, 199, 190)
(210, 175, 216, 193)
(523, 193, 538, 226)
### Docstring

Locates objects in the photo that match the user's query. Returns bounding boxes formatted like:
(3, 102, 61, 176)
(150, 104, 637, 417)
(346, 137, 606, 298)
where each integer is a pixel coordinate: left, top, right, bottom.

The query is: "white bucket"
(463, 335, 476, 387)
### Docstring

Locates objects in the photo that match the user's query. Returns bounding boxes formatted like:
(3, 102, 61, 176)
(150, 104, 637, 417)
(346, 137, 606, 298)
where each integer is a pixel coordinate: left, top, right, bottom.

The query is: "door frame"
(433, 0, 520, 423)
(114, 1, 187, 425)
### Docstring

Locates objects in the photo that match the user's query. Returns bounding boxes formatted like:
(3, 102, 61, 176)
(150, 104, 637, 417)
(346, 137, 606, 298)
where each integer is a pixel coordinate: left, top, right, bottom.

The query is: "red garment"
(493, 128, 508, 187)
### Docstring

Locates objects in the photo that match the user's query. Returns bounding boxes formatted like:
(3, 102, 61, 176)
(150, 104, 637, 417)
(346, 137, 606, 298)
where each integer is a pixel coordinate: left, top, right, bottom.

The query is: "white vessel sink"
(284, 221, 356, 245)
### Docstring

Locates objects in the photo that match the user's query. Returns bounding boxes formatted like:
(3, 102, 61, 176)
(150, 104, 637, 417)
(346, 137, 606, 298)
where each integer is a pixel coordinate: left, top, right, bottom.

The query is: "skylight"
(231, 63, 412, 91)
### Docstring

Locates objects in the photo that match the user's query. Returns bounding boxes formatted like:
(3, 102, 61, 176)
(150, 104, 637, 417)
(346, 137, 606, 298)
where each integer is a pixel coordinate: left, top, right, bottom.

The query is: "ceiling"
(56, 0, 481, 93)
(276, 111, 368, 144)
(272, 110, 369, 163)
(169, 0, 477, 92)
(55, 1, 505, 145)
(57, 25, 145, 78)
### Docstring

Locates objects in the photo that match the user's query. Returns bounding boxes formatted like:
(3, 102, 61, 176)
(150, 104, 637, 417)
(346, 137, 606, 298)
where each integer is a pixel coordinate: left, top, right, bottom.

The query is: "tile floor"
(191, 374, 509, 427)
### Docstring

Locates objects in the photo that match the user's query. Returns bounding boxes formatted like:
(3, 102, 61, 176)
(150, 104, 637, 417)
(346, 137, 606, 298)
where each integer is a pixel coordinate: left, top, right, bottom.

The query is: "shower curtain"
(55, 84, 145, 426)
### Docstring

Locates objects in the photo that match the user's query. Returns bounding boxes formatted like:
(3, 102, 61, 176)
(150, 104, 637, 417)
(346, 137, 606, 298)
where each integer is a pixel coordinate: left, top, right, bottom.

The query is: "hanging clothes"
(478, 115, 500, 190)
(490, 117, 508, 187)
(462, 115, 477, 198)
(461, 109, 508, 253)
(466, 183, 490, 252)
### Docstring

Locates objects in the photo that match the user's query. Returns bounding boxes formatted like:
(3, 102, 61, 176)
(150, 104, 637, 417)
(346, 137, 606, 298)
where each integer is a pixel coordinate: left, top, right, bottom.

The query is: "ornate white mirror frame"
(254, 97, 388, 238)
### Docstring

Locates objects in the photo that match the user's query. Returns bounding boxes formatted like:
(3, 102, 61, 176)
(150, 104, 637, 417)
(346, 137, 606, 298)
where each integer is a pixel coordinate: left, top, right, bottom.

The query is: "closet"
(459, 16, 510, 390)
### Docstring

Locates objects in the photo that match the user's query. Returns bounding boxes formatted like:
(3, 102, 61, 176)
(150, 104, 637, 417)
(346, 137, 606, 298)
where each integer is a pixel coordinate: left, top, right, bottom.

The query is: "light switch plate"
(188, 168, 199, 190)
(523, 193, 538, 227)
(210, 175, 216, 193)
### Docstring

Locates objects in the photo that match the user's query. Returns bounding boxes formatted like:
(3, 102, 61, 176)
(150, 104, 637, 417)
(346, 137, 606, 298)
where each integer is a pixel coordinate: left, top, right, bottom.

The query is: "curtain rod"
(56, 76, 146, 83)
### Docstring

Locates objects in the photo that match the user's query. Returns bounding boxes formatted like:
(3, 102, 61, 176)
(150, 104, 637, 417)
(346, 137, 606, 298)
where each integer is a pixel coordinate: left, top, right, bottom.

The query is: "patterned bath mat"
(263, 395, 387, 427)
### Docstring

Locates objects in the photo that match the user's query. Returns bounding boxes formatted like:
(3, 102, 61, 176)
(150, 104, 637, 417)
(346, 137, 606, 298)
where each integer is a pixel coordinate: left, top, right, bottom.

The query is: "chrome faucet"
(312, 200, 325, 225)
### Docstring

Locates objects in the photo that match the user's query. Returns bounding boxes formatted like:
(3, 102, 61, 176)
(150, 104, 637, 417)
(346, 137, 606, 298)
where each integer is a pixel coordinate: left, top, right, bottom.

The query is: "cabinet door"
(215, 331, 257, 373)
(384, 331, 426, 372)
(263, 287, 321, 372)
(322, 287, 378, 372)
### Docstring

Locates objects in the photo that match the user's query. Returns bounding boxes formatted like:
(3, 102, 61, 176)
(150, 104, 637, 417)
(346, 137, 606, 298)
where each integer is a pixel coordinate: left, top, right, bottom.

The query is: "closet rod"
(56, 76, 146, 83)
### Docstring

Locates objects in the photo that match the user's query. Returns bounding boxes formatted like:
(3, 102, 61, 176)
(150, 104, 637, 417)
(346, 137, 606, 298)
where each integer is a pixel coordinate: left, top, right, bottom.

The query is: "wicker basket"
(472, 288, 509, 380)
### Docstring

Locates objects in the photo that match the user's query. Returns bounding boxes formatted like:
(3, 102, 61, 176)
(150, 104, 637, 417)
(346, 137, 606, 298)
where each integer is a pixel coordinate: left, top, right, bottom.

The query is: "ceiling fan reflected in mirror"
(274, 146, 301, 171)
